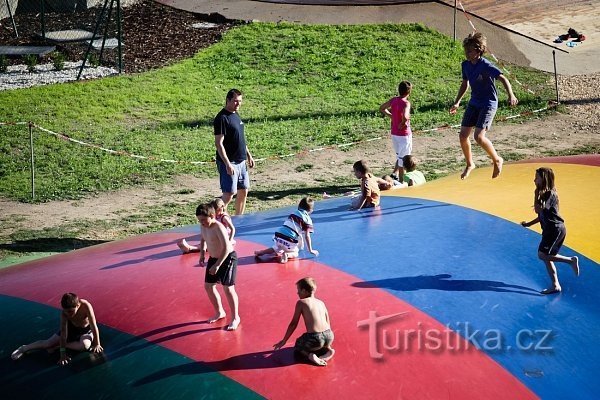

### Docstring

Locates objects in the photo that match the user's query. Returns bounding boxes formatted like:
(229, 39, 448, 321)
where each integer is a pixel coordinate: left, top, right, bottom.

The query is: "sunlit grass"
(0, 23, 555, 202)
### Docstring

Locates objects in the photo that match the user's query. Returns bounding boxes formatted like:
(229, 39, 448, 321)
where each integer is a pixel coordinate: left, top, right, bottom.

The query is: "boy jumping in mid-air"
(273, 277, 334, 366)
(449, 32, 518, 179)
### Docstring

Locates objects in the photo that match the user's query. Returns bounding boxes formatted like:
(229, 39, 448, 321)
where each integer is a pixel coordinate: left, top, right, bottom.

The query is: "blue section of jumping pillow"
(229, 196, 599, 399)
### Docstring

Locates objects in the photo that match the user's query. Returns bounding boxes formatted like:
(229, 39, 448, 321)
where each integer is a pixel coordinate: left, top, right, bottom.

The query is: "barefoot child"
(213, 198, 236, 246)
(449, 32, 518, 179)
(377, 174, 406, 191)
(177, 198, 236, 258)
(402, 155, 426, 187)
(273, 277, 334, 366)
(198, 203, 240, 330)
(379, 80, 413, 182)
(350, 160, 381, 210)
(254, 197, 319, 263)
(11, 293, 103, 365)
(521, 167, 579, 294)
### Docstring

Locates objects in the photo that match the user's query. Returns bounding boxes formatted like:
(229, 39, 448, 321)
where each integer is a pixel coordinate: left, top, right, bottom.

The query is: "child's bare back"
(274, 278, 334, 366)
(299, 297, 330, 333)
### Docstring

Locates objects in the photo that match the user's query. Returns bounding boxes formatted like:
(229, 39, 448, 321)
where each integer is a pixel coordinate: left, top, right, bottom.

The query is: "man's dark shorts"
(461, 104, 497, 130)
(294, 329, 334, 354)
(217, 159, 250, 194)
(205, 251, 238, 286)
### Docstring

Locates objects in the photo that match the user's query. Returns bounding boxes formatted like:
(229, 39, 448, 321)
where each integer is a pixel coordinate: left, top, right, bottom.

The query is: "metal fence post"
(453, 0, 457, 42)
(28, 122, 35, 200)
(553, 50, 560, 105)
(117, 0, 123, 73)
(5, 0, 18, 38)
(40, 0, 46, 40)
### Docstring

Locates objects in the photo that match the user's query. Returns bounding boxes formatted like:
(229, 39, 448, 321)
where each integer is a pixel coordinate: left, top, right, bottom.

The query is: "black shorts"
(205, 251, 238, 286)
(57, 321, 92, 343)
(538, 225, 566, 255)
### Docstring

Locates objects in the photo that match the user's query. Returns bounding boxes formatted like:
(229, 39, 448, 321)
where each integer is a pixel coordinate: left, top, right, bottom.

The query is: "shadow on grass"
(0, 238, 109, 254)
(247, 184, 357, 202)
(156, 108, 379, 130)
(157, 97, 550, 132)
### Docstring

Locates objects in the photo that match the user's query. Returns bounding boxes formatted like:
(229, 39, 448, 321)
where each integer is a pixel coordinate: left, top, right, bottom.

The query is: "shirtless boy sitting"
(11, 292, 103, 365)
(273, 277, 334, 366)
(197, 203, 241, 331)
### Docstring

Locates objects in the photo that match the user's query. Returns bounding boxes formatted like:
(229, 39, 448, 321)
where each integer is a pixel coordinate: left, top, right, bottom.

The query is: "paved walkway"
(157, 0, 599, 75)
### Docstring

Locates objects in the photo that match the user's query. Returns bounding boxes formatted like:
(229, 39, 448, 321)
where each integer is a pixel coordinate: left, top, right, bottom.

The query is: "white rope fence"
(1, 102, 556, 167)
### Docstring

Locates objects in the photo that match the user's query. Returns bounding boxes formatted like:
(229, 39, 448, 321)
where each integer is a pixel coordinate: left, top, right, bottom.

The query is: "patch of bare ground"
(1, 72, 598, 247)
(0, 0, 598, 256)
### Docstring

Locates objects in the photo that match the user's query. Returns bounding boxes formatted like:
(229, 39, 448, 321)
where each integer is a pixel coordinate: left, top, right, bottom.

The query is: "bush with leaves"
(0, 55, 8, 73)
(87, 53, 100, 68)
(23, 54, 38, 73)
(52, 51, 65, 71)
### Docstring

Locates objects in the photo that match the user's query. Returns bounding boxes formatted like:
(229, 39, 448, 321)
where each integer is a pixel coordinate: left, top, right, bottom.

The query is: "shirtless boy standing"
(11, 292, 103, 365)
(197, 203, 240, 331)
(273, 277, 334, 366)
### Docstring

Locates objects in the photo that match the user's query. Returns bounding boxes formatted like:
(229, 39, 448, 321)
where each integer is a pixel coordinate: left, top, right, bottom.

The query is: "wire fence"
(2, 0, 564, 200)
(0, 100, 558, 199)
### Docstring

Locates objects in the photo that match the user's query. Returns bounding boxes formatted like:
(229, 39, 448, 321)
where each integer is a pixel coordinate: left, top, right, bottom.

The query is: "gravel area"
(558, 73, 600, 133)
(0, 61, 118, 90)
(0, 0, 235, 73)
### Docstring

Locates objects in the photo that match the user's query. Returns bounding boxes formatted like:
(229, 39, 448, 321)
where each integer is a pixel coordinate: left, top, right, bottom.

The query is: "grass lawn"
(0, 22, 555, 202)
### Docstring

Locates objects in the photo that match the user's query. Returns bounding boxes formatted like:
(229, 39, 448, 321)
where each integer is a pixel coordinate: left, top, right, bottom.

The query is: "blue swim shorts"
(216, 159, 250, 194)
(461, 104, 497, 130)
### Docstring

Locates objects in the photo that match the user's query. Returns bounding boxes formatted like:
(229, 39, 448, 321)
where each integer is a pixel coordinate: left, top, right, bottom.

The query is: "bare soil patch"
(0, 0, 598, 254)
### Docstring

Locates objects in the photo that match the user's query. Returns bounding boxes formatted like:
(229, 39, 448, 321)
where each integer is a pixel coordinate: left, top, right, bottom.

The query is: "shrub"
(52, 51, 65, 71)
(0, 55, 8, 73)
(23, 54, 37, 73)
(87, 52, 100, 68)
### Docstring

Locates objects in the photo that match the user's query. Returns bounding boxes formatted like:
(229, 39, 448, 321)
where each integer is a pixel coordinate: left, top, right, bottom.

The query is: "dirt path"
(1, 72, 598, 244)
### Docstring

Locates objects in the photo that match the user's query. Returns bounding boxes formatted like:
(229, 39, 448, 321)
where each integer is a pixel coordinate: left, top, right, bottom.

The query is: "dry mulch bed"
(0, 0, 237, 73)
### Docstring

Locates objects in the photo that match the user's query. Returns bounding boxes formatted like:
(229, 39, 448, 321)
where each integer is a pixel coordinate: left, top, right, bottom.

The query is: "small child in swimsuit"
(377, 174, 406, 191)
(254, 197, 319, 263)
(178, 198, 236, 263)
(273, 277, 334, 366)
(11, 293, 103, 365)
(350, 160, 381, 210)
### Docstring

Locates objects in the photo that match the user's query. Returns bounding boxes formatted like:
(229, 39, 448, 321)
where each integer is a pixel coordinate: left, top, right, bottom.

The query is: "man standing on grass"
(214, 89, 255, 215)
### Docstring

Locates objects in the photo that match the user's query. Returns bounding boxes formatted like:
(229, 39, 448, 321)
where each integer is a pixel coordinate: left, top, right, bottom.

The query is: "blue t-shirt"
(214, 108, 247, 163)
(461, 57, 502, 108)
(275, 209, 314, 242)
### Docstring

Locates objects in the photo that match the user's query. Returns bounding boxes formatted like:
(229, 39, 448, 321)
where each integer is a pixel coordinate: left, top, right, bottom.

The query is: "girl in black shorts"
(521, 167, 580, 294)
